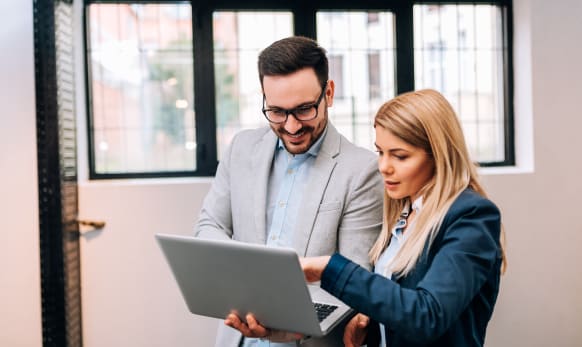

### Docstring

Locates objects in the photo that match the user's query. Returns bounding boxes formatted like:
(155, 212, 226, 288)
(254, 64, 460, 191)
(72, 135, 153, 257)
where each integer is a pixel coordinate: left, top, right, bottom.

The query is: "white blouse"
(373, 196, 423, 347)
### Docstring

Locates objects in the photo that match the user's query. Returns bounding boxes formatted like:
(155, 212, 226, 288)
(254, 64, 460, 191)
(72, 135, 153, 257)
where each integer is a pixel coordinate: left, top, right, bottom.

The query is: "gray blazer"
(195, 123, 383, 347)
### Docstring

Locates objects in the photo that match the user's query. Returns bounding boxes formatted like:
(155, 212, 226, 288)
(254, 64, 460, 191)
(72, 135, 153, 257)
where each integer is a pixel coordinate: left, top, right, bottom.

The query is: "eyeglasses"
(262, 83, 327, 124)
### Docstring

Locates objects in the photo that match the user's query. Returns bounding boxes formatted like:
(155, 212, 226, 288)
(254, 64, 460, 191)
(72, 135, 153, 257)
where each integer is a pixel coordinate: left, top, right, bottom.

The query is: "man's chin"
(283, 140, 310, 155)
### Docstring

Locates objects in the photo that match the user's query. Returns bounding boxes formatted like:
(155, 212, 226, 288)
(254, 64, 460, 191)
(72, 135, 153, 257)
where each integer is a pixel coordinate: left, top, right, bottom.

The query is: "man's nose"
(283, 113, 303, 134)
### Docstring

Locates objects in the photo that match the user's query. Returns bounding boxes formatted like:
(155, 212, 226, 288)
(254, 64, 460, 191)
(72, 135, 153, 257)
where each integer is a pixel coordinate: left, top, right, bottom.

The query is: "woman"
(302, 89, 506, 347)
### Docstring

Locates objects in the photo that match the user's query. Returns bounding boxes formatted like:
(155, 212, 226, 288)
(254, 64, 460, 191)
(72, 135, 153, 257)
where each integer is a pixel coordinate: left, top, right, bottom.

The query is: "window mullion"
(394, 2, 414, 94)
(294, 3, 316, 38)
(501, 3, 515, 166)
(193, 6, 218, 175)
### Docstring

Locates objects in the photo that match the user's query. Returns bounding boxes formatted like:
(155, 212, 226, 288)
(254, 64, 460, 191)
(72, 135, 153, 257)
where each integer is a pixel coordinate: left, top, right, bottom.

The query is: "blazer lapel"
(293, 124, 341, 256)
(251, 129, 277, 244)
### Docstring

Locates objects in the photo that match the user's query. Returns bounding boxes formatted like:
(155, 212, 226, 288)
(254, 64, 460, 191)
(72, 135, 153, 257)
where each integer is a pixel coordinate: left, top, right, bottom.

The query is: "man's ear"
(325, 80, 335, 107)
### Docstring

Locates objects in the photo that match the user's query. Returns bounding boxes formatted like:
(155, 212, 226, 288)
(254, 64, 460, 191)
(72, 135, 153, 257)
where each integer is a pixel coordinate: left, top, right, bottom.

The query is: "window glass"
(317, 12, 396, 150)
(213, 12, 293, 158)
(88, 3, 194, 174)
(84, 2, 512, 178)
(414, 4, 506, 163)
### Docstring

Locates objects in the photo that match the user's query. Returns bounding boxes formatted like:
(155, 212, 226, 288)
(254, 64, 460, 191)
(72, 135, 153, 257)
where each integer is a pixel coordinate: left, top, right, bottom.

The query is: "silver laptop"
(155, 233, 353, 337)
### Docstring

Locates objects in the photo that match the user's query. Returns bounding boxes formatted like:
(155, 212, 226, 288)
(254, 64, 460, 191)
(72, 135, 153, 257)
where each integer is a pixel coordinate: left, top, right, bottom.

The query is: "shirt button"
(287, 168, 294, 174)
(279, 201, 285, 207)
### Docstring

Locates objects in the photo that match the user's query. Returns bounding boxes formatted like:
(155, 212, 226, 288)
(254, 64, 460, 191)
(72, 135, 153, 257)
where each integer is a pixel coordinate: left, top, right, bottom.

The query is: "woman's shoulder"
(434, 188, 502, 254)
(446, 188, 500, 221)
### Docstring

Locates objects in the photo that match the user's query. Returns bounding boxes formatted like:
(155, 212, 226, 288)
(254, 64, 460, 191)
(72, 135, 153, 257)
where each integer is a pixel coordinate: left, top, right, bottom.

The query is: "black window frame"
(83, 0, 514, 179)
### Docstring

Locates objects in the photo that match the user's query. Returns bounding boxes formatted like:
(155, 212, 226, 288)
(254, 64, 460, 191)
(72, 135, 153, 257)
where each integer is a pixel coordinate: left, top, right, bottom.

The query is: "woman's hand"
(224, 313, 303, 342)
(343, 313, 370, 347)
(299, 255, 331, 282)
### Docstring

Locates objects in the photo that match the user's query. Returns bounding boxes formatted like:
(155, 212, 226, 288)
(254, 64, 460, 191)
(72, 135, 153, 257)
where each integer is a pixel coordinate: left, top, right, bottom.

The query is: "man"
(195, 36, 383, 347)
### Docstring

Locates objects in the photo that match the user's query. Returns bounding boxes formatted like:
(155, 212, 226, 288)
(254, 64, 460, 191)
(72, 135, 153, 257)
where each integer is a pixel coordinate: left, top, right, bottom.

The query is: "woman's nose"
(378, 156, 392, 174)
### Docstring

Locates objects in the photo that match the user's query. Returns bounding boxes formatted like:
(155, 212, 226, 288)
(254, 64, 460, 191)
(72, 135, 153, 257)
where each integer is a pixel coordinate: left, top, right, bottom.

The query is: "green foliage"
(215, 62, 239, 127)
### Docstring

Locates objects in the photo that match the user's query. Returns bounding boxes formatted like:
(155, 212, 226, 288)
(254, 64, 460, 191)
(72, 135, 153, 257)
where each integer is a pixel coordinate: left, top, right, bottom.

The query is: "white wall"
(483, 1, 582, 346)
(0, 1, 42, 346)
(77, 179, 218, 347)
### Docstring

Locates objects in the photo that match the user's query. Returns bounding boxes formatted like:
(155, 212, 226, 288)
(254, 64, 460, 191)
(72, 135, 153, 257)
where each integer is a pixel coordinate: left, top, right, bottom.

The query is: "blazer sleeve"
(194, 137, 235, 241)
(337, 158, 384, 270)
(321, 196, 501, 344)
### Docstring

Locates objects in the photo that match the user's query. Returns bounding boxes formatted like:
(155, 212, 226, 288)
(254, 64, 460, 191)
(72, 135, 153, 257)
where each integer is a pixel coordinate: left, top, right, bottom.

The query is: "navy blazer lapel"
(293, 124, 341, 256)
(251, 129, 277, 244)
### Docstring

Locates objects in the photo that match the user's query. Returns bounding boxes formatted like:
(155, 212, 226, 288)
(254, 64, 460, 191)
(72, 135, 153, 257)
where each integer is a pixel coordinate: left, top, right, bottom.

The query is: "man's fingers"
(225, 314, 253, 336)
(225, 313, 302, 342)
(246, 314, 270, 337)
(358, 314, 370, 327)
(343, 316, 358, 346)
(343, 313, 369, 347)
(343, 333, 357, 347)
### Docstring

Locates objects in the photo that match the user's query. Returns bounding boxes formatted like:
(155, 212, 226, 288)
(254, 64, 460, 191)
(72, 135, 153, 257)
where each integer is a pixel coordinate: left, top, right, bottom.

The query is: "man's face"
(262, 68, 334, 155)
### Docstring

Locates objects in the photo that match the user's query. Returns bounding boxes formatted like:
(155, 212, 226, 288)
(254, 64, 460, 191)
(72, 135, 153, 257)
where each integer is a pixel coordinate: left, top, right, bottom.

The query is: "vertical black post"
(395, 2, 415, 94)
(34, 0, 83, 346)
(193, 5, 218, 174)
(502, 2, 515, 166)
(294, 0, 316, 39)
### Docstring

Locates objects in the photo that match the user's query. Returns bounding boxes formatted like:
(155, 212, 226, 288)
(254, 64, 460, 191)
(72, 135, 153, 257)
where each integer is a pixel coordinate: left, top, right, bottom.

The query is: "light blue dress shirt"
(242, 127, 328, 347)
(374, 196, 423, 347)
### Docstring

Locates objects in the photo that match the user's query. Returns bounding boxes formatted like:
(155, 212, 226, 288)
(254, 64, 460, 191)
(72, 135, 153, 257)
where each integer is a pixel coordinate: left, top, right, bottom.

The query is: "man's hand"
(299, 256, 331, 282)
(224, 313, 303, 342)
(343, 313, 369, 347)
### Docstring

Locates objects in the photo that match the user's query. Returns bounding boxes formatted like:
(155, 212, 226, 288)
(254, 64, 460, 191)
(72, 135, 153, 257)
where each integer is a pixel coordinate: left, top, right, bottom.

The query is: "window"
(414, 4, 510, 164)
(86, 3, 195, 175)
(85, 1, 513, 178)
(368, 52, 381, 100)
(328, 55, 345, 99)
(212, 11, 293, 159)
(317, 11, 395, 150)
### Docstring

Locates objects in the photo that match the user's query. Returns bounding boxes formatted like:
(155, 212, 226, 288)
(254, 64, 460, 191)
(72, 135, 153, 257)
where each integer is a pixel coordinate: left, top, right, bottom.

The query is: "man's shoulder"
(335, 136, 377, 165)
(225, 126, 274, 154)
(231, 126, 272, 144)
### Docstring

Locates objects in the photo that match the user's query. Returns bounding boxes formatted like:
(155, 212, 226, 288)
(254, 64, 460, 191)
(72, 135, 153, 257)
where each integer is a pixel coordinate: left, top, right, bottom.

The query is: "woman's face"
(375, 126, 435, 202)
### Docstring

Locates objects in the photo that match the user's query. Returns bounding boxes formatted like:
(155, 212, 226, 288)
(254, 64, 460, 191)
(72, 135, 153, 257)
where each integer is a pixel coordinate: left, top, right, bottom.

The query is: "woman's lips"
(384, 180, 400, 191)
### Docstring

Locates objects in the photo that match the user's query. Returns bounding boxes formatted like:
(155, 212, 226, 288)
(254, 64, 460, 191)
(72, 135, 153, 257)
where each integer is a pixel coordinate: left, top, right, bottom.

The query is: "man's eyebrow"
(266, 99, 317, 110)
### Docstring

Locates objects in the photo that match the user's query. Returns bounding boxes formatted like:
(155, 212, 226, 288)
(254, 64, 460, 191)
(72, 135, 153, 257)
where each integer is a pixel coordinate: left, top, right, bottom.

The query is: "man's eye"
(295, 106, 313, 116)
(270, 110, 286, 116)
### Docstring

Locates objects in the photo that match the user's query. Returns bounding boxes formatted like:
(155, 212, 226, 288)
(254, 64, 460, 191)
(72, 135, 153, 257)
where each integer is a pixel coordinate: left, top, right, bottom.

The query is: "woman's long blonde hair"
(369, 89, 506, 277)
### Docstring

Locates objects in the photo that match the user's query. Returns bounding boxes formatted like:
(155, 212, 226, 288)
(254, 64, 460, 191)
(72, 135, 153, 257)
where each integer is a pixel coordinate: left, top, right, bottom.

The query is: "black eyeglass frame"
(261, 82, 328, 124)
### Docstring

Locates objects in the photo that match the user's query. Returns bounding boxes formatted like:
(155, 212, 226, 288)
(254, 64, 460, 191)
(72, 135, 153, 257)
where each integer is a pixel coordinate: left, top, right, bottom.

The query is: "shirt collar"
(411, 196, 423, 213)
(401, 195, 423, 218)
(393, 196, 424, 238)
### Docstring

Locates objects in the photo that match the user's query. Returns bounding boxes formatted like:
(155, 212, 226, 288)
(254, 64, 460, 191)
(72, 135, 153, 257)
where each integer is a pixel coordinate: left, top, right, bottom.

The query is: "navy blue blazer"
(321, 189, 502, 347)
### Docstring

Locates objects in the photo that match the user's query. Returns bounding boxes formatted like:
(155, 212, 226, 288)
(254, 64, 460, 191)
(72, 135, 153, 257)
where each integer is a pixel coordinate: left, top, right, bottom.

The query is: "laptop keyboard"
(314, 303, 338, 322)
